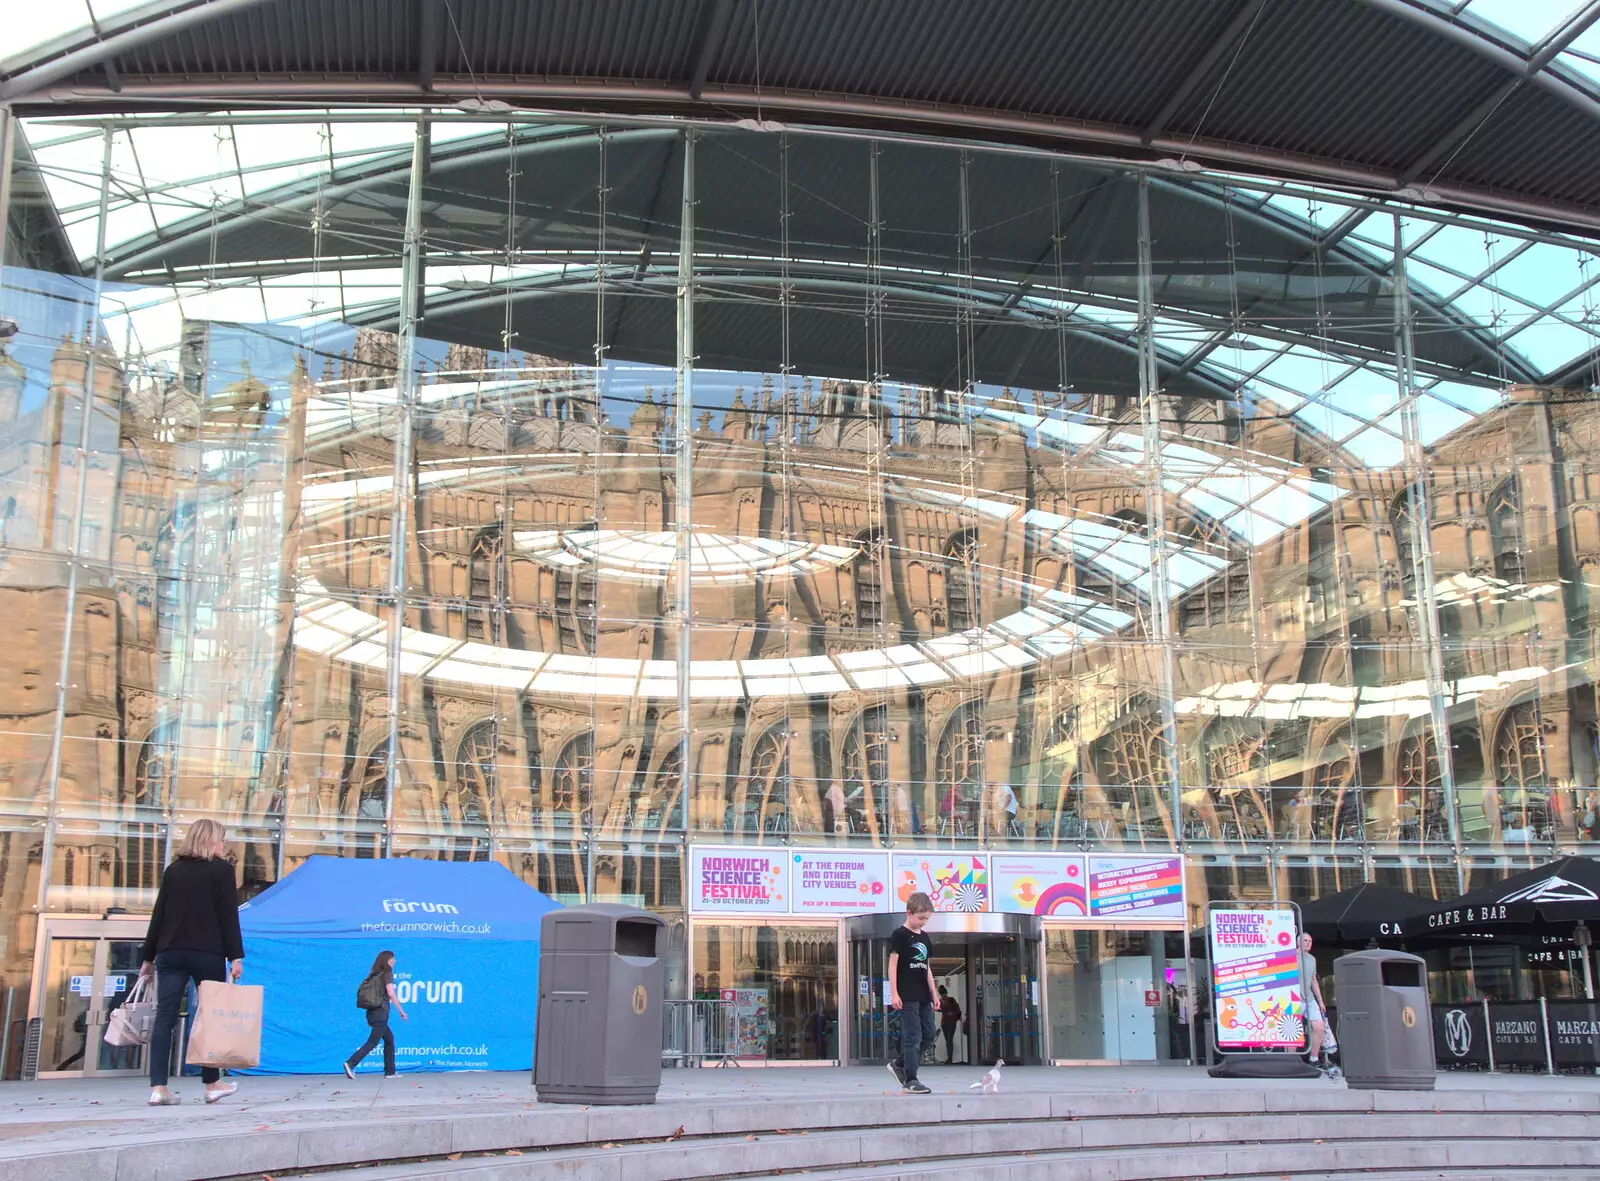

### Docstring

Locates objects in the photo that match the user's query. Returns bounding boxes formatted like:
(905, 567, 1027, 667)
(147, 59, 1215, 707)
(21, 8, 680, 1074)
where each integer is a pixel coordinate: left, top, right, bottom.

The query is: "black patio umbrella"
(1299, 884, 1431, 947)
(1407, 856, 1600, 997)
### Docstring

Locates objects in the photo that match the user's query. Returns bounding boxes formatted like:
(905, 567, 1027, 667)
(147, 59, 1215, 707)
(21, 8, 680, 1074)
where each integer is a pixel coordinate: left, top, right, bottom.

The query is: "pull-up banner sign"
(1209, 907, 1304, 1050)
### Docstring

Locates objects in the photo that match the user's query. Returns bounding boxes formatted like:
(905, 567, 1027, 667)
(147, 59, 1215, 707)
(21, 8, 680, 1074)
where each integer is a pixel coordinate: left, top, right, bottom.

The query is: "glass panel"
(693, 922, 838, 1061)
(1045, 929, 1186, 1063)
(96, 939, 146, 1073)
(39, 938, 94, 1073)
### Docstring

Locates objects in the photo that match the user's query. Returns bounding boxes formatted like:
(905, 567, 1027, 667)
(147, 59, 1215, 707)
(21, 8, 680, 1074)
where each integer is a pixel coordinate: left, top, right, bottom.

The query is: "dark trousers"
(899, 1000, 937, 1083)
(150, 949, 225, 1087)
(941, 1021, 959, 1063)
(347, 1004, 396, 1075)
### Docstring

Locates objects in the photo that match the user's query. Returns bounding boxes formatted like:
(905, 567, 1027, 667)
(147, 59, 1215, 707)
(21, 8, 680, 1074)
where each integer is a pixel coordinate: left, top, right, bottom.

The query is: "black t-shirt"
(890, 924, 933, 1003)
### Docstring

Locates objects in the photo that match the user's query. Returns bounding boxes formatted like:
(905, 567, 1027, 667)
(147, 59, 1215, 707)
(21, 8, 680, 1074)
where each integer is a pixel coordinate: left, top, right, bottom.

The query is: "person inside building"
(937, 984, 963, 1064)
(139, 818, 244, 1107)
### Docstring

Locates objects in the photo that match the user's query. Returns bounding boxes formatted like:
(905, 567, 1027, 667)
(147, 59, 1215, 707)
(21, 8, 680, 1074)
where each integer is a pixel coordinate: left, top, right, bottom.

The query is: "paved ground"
(1, 1064, 1595, 1159)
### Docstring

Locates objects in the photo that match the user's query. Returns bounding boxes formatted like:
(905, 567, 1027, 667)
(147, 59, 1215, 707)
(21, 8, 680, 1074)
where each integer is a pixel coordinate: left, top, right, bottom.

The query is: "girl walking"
(344, 950, 408, 1078)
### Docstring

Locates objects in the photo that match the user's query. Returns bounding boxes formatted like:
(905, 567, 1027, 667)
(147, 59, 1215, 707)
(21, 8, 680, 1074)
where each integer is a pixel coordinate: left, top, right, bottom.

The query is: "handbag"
(104, 976, 157, 1047)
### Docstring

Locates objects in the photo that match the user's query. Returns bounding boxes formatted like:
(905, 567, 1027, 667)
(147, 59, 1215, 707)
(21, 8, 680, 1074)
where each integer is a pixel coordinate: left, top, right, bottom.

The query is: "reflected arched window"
(839, 705, 889, 835)
(1094, 702, 1169, 788)
(740, 725, 791, 834)
(1390, 488, 1418, 594)
(133, 722, 176, 808)
(353, 743, 389, 821)
(1494, 701, 1547, 790)
(452, 721, 495, 825)
(853, 531, 884, 630)
(552, 732, 593, 821)
(935, 703, 984, 834)
(640, 747, 681, 829)
(1487, 477, 1526, 584)
(555, 566, 597, 653)
(466, 525, 503, 640)
(944, 530, 979, 631)
(1397, 728, 1441, 790)
(1203, 718, 1269, 787)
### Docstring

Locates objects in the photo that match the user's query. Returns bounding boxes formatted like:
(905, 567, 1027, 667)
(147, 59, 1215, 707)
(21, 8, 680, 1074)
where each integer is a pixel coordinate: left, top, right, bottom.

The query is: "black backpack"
(356, 972, 387, 1010)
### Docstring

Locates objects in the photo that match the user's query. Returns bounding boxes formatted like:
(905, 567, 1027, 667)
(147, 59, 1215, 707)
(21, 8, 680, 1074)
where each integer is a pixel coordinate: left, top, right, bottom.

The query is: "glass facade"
(3, 112, 1600, 1047)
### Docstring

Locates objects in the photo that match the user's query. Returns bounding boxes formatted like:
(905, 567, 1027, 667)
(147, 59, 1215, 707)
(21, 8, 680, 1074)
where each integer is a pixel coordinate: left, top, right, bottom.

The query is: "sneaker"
(148, 1088, 180, 1107)
(203, 1082, 237, 1105)
(886, 1060, 907, 1088)
(383, 1073, 398, 1079)
(906, 1080, 932, 1094)
(342, 1063, 355, 1080)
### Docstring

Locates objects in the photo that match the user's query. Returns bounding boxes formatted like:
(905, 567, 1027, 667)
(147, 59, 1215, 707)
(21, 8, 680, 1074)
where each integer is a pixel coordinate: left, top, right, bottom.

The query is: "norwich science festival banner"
(1209, 908, 1304, 1050)
(689, 846, 1184, 922)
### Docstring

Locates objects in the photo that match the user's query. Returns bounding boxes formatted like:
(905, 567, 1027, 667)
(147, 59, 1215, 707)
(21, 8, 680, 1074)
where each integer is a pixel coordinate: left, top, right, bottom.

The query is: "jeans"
(347, 1004, 396, 1075)
(899, 1000, 937, 1083)
(941, 1021, 958, 1063)
(150, 949, 226, 1087)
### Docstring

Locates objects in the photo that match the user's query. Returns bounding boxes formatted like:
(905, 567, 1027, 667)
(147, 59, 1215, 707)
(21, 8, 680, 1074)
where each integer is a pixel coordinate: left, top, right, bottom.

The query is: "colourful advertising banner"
(1088, 856, 1186, 920)
(992, 854, 1088, 916)
(1209, 908, 1304, 1050)
(891, 853, 990, 913)
(689, 847, 788, 913)
(720, 988, 771, 1059)
(790, 850, 892, 914)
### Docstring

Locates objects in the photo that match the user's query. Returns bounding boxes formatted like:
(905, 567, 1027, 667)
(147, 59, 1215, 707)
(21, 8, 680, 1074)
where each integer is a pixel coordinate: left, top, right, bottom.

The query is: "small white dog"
(968, 1059, 1005, 1094)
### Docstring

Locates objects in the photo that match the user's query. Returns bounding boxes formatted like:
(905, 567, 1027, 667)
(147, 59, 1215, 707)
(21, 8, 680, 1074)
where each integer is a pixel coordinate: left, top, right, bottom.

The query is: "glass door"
(970, 935, 1042, 1065)
(32, 918, 149, 1078)
(849, 936, 894, 1062)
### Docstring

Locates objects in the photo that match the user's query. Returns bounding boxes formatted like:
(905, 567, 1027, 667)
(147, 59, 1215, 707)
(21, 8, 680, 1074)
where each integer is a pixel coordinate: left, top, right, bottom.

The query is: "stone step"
(16, 1087, 1600, 1181)
(295, 1118, 1600, 1181)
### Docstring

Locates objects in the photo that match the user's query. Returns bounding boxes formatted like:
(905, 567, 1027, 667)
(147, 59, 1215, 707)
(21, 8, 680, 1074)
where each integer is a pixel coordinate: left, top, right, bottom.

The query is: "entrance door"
(1043, 928, 1190, 1063)
(849, 930, 1042, 1065)
(31, 917, 150, 1078)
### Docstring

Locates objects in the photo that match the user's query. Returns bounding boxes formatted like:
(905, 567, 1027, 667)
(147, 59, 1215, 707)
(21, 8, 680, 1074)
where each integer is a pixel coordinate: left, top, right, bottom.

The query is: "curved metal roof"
(4, 0, 1600, 232)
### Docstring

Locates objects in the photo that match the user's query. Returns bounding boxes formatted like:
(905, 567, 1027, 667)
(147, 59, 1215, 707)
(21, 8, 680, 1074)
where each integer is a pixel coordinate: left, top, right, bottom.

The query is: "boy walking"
(887, 892, 938, 1094)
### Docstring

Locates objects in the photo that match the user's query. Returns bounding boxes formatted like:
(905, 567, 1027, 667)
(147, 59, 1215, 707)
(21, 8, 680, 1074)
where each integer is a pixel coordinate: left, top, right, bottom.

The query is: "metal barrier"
(662, 999, 738, 1068)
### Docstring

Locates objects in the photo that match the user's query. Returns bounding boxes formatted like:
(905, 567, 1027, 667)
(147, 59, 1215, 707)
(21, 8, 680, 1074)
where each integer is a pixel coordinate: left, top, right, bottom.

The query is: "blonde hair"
(174, 818, 227, 860)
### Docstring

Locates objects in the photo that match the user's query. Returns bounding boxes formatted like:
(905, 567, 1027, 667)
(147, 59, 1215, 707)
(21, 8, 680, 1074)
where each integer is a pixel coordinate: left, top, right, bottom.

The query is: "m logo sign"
(1443, 1008, 1473, 1058)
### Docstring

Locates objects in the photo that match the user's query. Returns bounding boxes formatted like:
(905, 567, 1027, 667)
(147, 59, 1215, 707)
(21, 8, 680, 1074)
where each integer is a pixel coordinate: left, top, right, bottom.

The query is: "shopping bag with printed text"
(185, 981, 263, 1069)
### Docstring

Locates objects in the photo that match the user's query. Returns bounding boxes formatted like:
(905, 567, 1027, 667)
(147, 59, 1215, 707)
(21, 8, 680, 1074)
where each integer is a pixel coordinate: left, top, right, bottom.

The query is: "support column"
(675, 130, 696, 856)
(0, 105, 14, 273)
(1392, 213, 1463, 884)
(36, 126, 114, 913)
(382, 116, 428, 856)
(1136, 175, 1186, 831)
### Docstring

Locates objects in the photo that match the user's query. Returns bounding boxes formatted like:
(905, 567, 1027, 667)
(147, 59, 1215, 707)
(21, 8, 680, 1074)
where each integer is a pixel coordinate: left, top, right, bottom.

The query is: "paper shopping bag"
(185, 981, 263, 1069)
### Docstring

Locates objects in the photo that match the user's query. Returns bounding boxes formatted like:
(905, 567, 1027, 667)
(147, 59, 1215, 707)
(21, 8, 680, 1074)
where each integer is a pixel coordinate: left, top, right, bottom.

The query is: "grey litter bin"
(1331, 949, 1435, 1091)
(534, 903, 665, 1105)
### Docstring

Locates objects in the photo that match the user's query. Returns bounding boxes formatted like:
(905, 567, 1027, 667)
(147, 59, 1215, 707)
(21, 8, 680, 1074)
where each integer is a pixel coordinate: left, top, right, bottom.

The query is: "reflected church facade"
(2, 310, 1597, 991)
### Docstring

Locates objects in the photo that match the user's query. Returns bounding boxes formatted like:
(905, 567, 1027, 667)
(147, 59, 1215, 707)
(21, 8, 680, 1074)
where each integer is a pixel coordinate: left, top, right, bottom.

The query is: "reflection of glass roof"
(2, 1, 150, 76)
(514, 528, 860, 585)
(293, 577, 1135, 701)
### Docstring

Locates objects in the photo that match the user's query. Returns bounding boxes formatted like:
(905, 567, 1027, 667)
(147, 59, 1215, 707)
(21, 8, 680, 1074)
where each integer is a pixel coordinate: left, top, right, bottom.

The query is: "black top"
(889, 924, 933, 1004)
(140, 856, 244, 962)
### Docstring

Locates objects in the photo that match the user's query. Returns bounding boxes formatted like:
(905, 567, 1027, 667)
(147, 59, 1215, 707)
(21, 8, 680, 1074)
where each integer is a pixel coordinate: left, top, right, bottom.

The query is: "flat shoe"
(148, 1090, 180, 1106)
(342, 1063, 355, 1079)
(204, 1082, 237, 1104)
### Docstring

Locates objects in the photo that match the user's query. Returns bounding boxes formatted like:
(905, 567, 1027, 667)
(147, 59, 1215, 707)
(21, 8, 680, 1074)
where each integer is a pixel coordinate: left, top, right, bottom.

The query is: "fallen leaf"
(667, 1125, 686, 1141)
(602, 1142, 617, 1149)
(446, 1154, 462, 1161)
(505, 1149, 523, 1156)
(746, 1135, 758, 1141)
(775, 1128, 791, 1135)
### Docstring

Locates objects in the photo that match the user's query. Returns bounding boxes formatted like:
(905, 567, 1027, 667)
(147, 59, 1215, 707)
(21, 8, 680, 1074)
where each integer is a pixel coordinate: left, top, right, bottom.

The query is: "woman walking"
(139, 818, 244, 1106)
(344, 950, 408, 1078)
